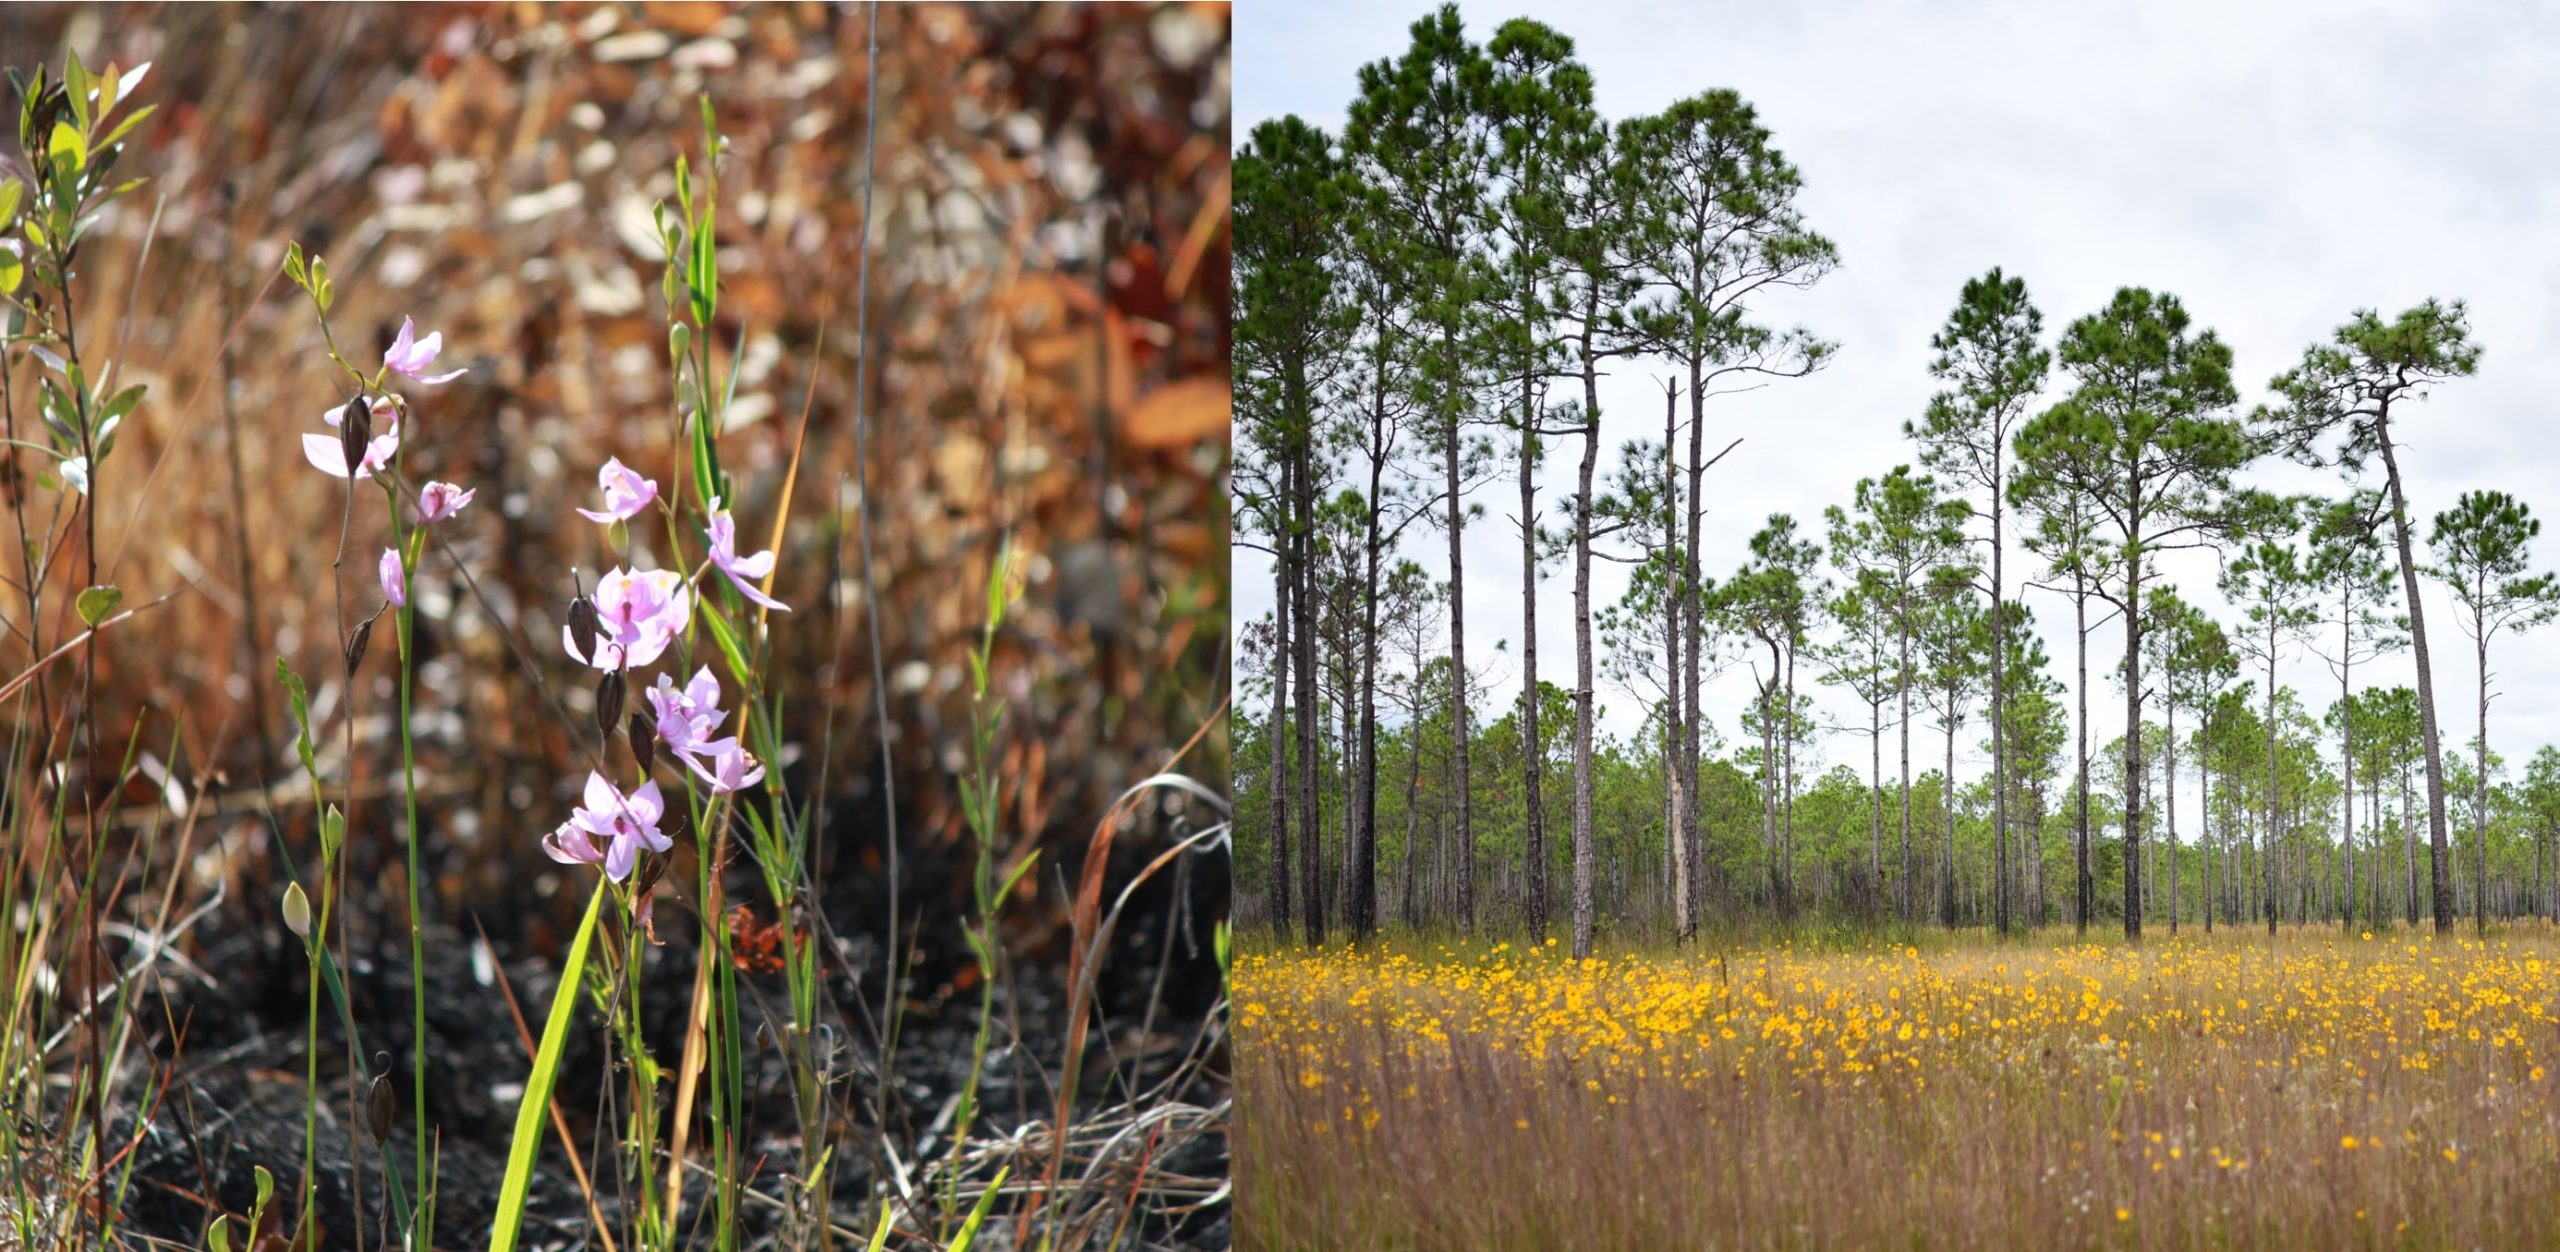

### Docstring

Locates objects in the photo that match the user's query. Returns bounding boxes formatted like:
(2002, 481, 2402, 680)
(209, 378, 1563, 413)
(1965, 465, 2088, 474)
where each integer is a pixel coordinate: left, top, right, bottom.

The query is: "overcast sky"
(1235, 0, 2560, 823)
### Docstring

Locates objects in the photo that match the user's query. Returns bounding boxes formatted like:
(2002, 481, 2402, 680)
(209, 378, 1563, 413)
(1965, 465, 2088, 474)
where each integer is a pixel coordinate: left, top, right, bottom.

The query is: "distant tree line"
(1236, 4, 2559, 950)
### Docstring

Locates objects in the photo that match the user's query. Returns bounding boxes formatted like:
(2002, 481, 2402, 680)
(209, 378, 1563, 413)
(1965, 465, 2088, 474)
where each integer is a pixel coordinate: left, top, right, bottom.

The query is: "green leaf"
(62, 52, 89, 131)
(206, 1216, 232, 1252)
(488, 880, 607, 1252)
(95, 103, 154, 155)
(947, 1166, 1008, 1252)
(986, 536, 1014, 629)
(252, 1163, 274, 1218)
(866, 1202, 894, 1252)
(0, 245, 20, 297)
(47, 119, 86, 176)
(110, 61, 150, 110)
(998, 849, 1042, 902)
(0, 178, 22, 227)
(74, 584, 121, 628)
(699, 600, 752, 682)
(97, 382, 144, 421)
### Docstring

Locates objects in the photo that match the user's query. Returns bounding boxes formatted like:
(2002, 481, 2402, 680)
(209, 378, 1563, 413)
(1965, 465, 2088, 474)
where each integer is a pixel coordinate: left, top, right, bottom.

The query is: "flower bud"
(337, 395, 373, 474)
(282, 881, 311, 940)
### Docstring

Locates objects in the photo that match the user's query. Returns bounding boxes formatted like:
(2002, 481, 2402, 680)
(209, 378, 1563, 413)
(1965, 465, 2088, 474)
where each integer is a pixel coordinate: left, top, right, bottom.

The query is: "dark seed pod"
(364, 1052, 395, 1142)
(567, 594, 600, 661)
(595, 668, 627, 739)
(338, 395, 374, 474)
(343, 613, 376, 678)
(629, 713, 656, 774)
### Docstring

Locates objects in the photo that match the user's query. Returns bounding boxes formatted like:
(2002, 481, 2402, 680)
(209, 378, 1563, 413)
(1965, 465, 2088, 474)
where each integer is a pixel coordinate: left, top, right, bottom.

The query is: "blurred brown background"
(0, 2, 1231, 934)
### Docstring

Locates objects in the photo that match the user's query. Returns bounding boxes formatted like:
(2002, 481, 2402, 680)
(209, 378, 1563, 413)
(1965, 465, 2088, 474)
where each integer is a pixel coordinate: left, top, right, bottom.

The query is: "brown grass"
(1237, 927, 2560, 1250)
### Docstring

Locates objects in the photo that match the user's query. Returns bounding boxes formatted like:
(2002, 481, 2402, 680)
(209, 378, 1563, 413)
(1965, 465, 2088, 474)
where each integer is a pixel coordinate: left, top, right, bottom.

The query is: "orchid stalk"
(281, 243, 470, 1246)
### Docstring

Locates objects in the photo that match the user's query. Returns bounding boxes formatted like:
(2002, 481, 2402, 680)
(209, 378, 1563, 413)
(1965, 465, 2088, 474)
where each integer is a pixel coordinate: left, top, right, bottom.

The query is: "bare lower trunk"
(2123, 551, 2145, 939)
(1681, 356, 1708, 936)
(2167, 684, 2179, 934)
(2376, 417, 2453, 932)
(1941, 691, 1958, 930)
(1870, 701, 1884, 917)
(1520, 419, 1545, 942)
(2074, 585, 2092, 933)
(1571, 342, 1601, 958)
(1662, 390, 1692, 941)
(1446, 360, 1474, 931)
(1294, 441, 1325, 947)
(2264, 640, 2279, 938)
(2476, 624, 2491, 937)
(1900, 623, 1916, 925)
(1782, 647, 1798, 919)
(2339, 610, 2355, 934)
(1349, 442, 1386, 942)
(1270, 528, 1293, 941)
(2203, 750, 2215, 933)
(1991, 482, 2009, 934)
(1400, 737, 1421, 929)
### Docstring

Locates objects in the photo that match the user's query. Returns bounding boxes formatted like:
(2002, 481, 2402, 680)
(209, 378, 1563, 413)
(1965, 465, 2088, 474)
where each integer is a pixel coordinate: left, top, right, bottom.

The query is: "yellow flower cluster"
(1237, 931, 2558, 1105)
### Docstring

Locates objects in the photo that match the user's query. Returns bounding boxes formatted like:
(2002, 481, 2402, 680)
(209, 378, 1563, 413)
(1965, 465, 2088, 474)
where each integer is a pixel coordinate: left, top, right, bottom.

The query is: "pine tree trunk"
(1446, 336, 1474, 932)
(2264, 637, 2279, 938)
(1570, 328, 1602, 958)
(2123, 547, 2145, 940)
(1682, 355, 1708, 935)
(1900, 614, 1916, 925)
(1349, 394, 1388, 942)
(1520, 415, 1545, 942)
(1270, 495, 1293, 941)
(2167, 678, 2179, 934)
(2375, 414, 2454, 932)
(2477, 617, 2491, 936)
(2075, 582, 2092, 934)
(1295, 420, 1326, 947)
(1991, 460, 2009, 934)
(1662, 390, 1691, 941)
(2339, 603, 2355, 933)
(1942, 683, 1959, 930)
(1871, 699, 1885, 919)
(2204, 750, 2216, 933)
(1400, 731, 1422, 929)
(1783, 646, 1799, 919)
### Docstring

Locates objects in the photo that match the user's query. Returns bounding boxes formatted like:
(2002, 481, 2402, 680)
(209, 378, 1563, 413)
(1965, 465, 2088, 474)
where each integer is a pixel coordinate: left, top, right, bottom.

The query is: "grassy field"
(1235, 926, 2560, 1250)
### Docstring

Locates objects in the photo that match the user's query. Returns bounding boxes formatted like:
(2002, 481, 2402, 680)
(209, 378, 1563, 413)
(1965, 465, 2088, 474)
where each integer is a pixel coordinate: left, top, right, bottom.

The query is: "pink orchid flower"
(418, 480, 475, 522)
(701, 743, 766, 795)
(380, 547, 406, 608)
(562, 566, 691, 671)
(577, 458, 660, 524)
(648, 667, 736, 765)
(384, 317, 465, 385)
(542, 771, 670, 882)
(302, 396, 402, 480)
(705, 498, 787, 612)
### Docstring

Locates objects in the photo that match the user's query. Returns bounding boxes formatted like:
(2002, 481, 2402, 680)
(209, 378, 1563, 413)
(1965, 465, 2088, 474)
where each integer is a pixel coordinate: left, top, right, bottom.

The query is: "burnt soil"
(105, 778, 1231, 1249)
